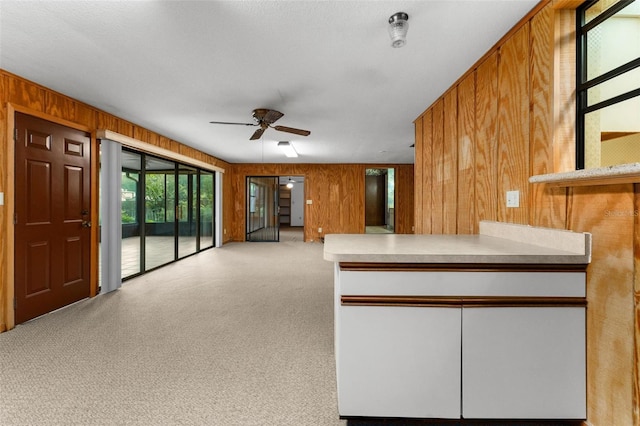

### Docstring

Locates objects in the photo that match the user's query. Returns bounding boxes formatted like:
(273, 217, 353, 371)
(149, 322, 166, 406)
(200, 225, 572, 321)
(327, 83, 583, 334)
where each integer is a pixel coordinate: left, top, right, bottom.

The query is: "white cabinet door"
(337, 305, 461, 418)
(462, 307, 586, 419)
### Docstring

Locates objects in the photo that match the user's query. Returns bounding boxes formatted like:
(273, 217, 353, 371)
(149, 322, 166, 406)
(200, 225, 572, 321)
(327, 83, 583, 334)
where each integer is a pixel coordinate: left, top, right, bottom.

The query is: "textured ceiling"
(0, 1, 539, 164)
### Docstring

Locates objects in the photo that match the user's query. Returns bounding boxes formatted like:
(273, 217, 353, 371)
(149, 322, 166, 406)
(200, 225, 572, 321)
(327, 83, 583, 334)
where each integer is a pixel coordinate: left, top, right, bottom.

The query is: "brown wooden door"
(365, 174, 385, 226)
(14, 113, 91, 324)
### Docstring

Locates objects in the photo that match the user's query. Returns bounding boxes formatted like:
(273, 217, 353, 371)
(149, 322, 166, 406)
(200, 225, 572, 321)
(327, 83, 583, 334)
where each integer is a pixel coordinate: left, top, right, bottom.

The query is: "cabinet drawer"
(338, 269, 585, 298)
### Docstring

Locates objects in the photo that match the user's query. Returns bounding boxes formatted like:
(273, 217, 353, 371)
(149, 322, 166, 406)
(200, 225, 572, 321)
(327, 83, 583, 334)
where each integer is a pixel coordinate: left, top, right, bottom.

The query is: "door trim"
(5, 104, 98, 331)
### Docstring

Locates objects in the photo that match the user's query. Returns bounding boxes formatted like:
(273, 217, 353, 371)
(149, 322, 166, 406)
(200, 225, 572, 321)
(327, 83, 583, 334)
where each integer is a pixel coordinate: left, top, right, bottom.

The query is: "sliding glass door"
(178, 164, 198, 259)
(246, 176, 279, 242)
(121, 148, 216, 280)
(121, 151, 142, 277)
(199, 172, 214, 250)
(145, 157, 176, 270)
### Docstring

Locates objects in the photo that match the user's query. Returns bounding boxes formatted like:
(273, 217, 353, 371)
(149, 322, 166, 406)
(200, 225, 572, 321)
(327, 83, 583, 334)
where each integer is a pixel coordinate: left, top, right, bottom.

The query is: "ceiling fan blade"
(274, 125, 310, 137)
(261, 109, 284, 125)
(250, 127, 266, 140)
(209, 121, 257, 126)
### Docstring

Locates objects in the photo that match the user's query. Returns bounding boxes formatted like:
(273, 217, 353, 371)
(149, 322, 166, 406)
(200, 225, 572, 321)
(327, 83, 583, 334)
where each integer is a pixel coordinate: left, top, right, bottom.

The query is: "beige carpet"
(0, 230, 345, 425)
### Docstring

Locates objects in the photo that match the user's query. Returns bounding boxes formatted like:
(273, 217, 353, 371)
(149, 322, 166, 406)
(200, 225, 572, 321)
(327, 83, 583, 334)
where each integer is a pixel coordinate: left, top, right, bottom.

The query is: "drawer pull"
(341, 295, 587, 308)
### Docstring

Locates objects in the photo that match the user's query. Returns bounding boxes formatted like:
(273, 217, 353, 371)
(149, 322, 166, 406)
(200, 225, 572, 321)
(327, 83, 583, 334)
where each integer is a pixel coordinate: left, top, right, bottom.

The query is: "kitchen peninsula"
(324, 221, 592, 420)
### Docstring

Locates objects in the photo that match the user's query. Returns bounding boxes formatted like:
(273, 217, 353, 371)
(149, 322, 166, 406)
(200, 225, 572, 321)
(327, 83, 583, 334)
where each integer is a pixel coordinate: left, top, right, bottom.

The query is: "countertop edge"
(323, 253, 590, 264)
(323, 222, 592, 265)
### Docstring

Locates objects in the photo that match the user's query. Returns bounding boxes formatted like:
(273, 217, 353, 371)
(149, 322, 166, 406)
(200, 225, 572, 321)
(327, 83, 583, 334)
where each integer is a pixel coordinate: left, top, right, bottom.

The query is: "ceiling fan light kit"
(388, 12, 409, 48)
(278, 141, 298, 158)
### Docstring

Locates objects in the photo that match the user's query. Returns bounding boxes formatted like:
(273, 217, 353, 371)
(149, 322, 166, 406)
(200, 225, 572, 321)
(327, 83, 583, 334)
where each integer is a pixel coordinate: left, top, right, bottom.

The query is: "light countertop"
(323, 221, 592, 264)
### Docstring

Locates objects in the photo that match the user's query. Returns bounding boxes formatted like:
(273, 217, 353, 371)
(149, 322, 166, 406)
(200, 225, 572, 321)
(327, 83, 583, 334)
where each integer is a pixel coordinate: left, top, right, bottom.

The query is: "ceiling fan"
(209, 108, 311, 140)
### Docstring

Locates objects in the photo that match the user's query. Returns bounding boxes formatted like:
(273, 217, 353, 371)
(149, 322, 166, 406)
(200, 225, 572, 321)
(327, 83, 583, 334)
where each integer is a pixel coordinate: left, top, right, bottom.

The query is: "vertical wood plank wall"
(474, 52, 499, 225)
(414, 109, 433, 234)
(229, 163, 414, 242)
(497, 25, 530, 225)
(530, 5, 568, 229)
(457, 74, 476, 235)
(412, 1, 637, 424)
(568, 184, 635, 426)
(422, 111, 434, 235)
(443, 89, 458, 234)
(431, 100, 444, 234)
(414, 118, 424, 234)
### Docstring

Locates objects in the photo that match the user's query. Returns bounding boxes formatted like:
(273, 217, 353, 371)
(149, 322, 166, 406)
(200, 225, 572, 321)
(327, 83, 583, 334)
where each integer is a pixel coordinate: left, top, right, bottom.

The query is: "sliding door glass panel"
(246, 176, 279, 242)
(121, 150, 142, 278)
(248, 181, 259, 234)
(199, 172, 214, 250)
(178, 164, 198, 258)
(145, 157, 176, 270)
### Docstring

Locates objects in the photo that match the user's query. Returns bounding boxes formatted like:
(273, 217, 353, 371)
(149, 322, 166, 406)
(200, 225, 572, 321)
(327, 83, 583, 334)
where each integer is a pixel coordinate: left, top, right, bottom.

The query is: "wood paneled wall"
(497, 25, 530, 225)
(413, 1, 637, 424)
(530, 5, 568, 228)
(569, 184, 635, 425)
(457, 74, 476, 235)
(432, 100, 444, 234)
(474, 52, 499, 226)
(229, 163, 414, 242)
(443, 88, 458, 235)
(0, 70, 232, 332)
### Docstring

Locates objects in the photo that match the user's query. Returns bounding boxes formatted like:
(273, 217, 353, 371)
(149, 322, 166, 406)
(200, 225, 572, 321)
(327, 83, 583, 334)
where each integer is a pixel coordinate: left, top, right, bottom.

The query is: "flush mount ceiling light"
(388, 12, 409, 48)
(278, 141, 298, 158)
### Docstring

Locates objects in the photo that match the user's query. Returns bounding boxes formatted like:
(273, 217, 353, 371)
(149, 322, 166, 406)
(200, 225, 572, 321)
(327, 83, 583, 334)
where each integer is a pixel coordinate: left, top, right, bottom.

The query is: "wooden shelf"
(279, 185, 291, 225)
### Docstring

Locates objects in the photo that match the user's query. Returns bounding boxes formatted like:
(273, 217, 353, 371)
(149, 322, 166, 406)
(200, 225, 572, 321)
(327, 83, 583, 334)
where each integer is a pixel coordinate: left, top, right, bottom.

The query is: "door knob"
(81, 221, 92, 228)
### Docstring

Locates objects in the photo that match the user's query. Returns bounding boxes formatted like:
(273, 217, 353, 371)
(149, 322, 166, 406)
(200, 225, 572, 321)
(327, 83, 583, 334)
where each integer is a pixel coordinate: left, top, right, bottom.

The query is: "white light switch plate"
(306, 199, 313, 205)
(506, 190, 520, 208)
(0, 192, 4, 206)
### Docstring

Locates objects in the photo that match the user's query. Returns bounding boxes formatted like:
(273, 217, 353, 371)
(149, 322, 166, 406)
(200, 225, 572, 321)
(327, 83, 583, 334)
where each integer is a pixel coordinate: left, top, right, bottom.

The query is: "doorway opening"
(278, 176, 305, 242)
(365, 168, 395, 234)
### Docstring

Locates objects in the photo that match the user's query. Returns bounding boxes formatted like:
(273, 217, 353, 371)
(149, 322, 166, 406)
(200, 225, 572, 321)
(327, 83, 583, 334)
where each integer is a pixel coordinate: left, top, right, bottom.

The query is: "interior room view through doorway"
(279, 176, 304, 242)
(365, 168, 394, 234)
(245, 176, 304, 242)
